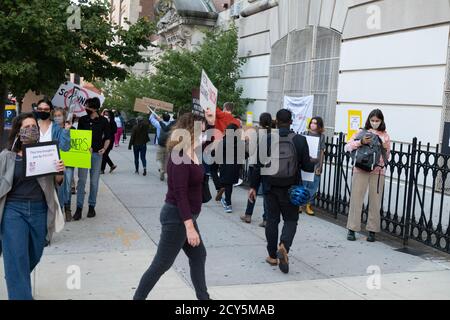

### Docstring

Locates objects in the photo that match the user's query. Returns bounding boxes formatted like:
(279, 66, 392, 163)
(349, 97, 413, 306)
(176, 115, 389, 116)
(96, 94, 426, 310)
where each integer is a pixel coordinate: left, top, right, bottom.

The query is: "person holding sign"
(301, 117, 326, 216)
(0, 113, 65, 300)
(73, 98, 111, 221)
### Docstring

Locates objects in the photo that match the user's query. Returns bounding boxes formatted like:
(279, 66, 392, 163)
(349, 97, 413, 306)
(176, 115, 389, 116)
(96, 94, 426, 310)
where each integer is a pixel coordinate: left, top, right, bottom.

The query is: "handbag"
(202, 174, 212, 204)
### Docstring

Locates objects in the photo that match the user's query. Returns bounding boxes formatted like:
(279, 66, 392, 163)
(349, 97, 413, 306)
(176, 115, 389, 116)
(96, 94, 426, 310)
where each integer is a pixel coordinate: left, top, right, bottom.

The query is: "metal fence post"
(333, 132, 344, 218)
(404, 137, 418, 247)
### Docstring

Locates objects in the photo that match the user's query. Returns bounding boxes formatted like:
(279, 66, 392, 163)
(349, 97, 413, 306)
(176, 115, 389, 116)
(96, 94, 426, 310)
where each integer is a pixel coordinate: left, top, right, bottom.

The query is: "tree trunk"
(0, 81, 8, 150)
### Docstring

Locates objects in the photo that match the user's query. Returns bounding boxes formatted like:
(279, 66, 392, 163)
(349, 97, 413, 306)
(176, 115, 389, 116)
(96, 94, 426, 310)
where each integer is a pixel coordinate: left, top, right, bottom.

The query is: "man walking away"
(249, 109, 316, 274)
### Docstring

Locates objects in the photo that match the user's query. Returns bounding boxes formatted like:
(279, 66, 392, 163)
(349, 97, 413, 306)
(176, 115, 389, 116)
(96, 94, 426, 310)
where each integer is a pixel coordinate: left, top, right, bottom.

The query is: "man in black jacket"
(249, 109, 316, 274)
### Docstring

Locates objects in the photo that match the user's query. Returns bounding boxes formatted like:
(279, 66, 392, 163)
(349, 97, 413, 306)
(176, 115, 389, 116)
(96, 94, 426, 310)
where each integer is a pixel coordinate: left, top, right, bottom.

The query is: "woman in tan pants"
(345, 109, 391, 242)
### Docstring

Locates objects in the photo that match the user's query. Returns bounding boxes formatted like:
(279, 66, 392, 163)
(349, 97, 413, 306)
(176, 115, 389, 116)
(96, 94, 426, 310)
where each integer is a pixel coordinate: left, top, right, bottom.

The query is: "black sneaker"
(143, 169, 147, 176)
(87, 206, 96, 218)
(73, 207, 82, 221)
(347, 230, 356, 241)
(367, 232, 376, 242)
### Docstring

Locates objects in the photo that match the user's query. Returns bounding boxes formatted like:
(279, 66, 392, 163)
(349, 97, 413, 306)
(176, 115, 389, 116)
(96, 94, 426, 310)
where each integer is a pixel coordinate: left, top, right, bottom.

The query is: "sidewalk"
(1, 142, 450, 300)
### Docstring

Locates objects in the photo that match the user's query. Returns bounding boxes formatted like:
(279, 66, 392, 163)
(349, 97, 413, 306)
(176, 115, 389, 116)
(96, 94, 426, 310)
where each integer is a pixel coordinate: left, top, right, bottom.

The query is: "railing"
(317, 133, 450, 254)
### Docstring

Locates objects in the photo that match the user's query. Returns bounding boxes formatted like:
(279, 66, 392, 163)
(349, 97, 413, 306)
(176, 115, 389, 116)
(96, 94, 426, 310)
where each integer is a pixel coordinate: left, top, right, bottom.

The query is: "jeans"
(303, 174, 321, 203)
(265, 187, 299, 259)
(133, 144, 147, 171)
(1, 200, 48, 300)
(134, 203, 209, 300)
(64, 167, 74, 207)
(77, 152, 102, 208)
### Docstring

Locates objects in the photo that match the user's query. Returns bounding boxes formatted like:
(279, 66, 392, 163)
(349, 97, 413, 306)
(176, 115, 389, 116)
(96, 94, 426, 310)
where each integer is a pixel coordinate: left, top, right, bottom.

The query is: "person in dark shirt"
(249, 109, 316, 274)
(128, 116, 150, 176)
(101, 110, 118, 174)
(72, 97, 111, 221)
(134, 110, 215, 301)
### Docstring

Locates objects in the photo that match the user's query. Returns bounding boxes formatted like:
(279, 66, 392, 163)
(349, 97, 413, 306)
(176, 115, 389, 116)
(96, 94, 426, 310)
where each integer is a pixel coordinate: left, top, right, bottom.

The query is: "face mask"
(19, 126, 40, 144)
(370, 121, 381, 130)
(37, 111, 51, 120)
(54, 116, 64, 125)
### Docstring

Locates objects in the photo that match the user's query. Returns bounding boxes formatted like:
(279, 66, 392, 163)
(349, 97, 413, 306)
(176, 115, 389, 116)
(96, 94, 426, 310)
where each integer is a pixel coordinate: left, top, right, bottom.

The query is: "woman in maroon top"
(134, 110, 215, 300)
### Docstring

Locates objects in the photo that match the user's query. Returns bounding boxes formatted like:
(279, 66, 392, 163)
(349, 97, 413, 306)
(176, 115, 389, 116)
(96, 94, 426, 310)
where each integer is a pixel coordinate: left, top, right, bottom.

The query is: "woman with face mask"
(344, 109, 391, 243)
(35, 98, 71, 152)
(0, 113, 65, 300)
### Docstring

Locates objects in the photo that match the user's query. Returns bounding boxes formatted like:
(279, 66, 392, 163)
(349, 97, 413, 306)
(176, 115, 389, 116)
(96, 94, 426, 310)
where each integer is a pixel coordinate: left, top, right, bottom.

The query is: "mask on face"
(19, 126, 40, 144)
(370, 121, 381, 130)
(37, 111, 51, 120)
(54, 116, 64, 125)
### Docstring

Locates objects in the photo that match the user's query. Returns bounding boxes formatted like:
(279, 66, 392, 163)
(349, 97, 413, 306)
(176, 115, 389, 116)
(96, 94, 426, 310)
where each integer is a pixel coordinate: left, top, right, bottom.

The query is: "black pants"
(210, 163, 221, 191)
(265, 187, 299, 259)
(101, 144, 114, 171)
(223, 184, 233, 206)
(133, 203, 209, 300)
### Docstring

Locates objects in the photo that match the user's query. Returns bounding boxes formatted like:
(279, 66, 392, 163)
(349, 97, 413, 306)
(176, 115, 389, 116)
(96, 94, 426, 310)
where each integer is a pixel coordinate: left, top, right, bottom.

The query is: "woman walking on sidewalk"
(134, 111, 215, 300)
(345, 109, 391, 242)
(0, 113, 65, 300)
(301, 117, 326, 216)
(101, 110, 118, 174)
(114, 110, 125, 147)
(128, 116, 150, 175)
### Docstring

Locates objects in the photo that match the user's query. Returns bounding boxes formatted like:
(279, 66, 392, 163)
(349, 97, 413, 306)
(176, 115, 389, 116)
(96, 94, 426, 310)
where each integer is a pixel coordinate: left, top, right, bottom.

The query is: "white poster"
(283, 95, 314, 134)
(301, 135, 320, 183)
(199, 70, 218, 113)
(52, 82, 105, 119)
(24, 142, 60, 178)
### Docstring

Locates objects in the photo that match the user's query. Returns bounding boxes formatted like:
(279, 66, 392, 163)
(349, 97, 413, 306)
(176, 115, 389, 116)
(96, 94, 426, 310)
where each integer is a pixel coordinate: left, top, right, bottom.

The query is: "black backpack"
(351, 130, 388, 172)
(158, 121, 175, 147)
(268, 132, 299, 187)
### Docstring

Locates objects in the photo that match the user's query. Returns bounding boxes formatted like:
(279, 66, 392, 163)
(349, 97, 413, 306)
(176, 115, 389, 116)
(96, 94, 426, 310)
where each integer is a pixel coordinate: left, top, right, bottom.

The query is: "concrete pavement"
(1, 141, 450, 300)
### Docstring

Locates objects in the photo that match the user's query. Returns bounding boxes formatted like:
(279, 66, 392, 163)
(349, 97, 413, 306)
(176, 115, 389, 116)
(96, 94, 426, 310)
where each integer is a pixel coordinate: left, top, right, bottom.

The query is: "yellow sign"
(246, 111, 253, 127)
(347, 110, 363, 142)
(60, 130, 92, 169)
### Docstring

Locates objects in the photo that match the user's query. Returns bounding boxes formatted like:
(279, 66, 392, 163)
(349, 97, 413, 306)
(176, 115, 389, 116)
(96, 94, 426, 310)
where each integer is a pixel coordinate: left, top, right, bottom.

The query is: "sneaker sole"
(276, 250, 289, 274)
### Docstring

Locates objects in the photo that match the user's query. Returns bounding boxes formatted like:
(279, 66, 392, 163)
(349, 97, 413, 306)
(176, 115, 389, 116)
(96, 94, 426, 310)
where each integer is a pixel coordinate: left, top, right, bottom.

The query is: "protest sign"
(23, 142, 61, 178)
(199, 70, 218, 113)
(52, 82, 105, 120)
(60, 130, 92, 169)
(301, 135, 320, 183)
(134, 97, 173, 113)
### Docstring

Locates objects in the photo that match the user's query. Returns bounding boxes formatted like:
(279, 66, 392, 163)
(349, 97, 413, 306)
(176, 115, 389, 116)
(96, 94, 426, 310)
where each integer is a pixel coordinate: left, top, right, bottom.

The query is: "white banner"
(283, 95, 314, 134)
(52, 82, 105, 119)
(199, 70, 218, 113)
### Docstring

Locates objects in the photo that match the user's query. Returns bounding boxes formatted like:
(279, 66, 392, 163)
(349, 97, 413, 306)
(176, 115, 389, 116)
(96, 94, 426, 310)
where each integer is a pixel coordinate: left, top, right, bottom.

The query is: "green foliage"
(100, 25, 251, 117)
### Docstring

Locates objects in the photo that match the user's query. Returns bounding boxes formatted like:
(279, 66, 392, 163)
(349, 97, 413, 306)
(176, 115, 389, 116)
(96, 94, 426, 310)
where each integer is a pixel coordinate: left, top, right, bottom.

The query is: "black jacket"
(250, 127, 315, 192)
(129, 122, 150, 148)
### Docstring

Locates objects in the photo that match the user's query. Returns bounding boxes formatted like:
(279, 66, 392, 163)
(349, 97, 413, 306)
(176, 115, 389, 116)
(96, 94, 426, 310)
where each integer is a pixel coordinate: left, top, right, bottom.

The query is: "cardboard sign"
(347, 110, 363, 142)
(199, 70, 218, 112)
(60, 130, 92, 169)
(52, 82, 105, 119)
(134, 97, 173, 113)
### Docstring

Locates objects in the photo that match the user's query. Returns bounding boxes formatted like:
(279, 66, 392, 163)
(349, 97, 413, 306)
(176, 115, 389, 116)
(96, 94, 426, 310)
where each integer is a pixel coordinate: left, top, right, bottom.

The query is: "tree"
(99, 24, 251, 116)
(0, 0, 156, 145)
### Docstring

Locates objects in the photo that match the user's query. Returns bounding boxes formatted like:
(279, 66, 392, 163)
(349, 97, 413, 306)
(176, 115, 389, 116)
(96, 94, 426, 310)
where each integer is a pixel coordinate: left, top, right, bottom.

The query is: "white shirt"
(115, 116, 123, 128)
(40, 121, 53, 143)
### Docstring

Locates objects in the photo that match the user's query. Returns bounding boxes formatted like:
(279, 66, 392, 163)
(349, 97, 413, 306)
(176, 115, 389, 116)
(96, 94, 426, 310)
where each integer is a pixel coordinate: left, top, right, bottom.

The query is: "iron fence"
(317, 133, 450, 254)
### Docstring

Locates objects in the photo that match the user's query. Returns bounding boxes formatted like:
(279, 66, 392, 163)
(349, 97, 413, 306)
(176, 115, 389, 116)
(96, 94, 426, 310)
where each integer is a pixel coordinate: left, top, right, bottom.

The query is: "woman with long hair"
(345, 109, 391, 242)
(0, 113, 65, 300)
(133, 110, 215, 300)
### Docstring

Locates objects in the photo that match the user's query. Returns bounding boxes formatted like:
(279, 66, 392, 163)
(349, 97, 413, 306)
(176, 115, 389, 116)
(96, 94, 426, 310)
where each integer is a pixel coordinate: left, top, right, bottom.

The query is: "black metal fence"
(317, 133, 450, 254)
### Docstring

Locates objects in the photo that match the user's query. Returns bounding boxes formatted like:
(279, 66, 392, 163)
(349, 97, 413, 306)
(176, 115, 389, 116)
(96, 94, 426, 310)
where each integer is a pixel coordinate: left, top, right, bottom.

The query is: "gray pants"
(156, 145, 168, 174)
(347, 171, 385, 233)
(133, 203, 209, 300)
